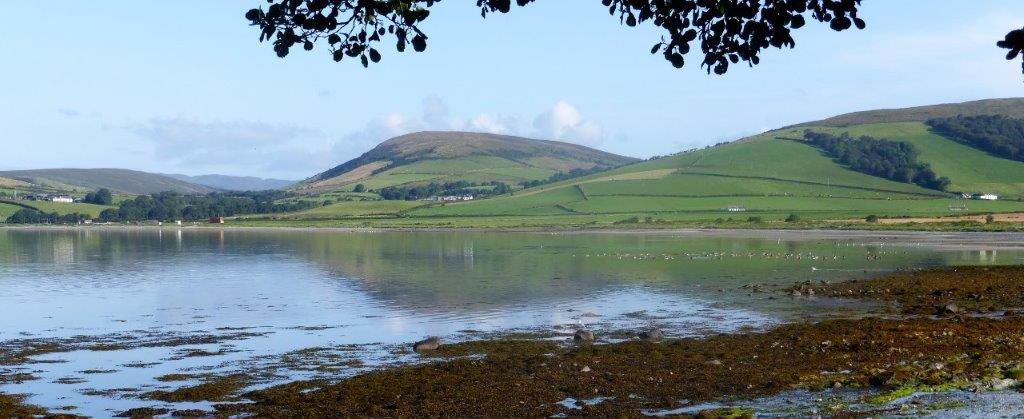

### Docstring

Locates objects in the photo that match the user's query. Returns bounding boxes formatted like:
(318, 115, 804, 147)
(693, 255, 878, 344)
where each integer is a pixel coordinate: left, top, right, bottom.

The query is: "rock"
(936, 303, 962, 316)
(574, 329, 595, 343)
(706, 359, 722, 366)
(638, 328, 664, 342)
(580, 366, 591, 373)
(413, 336, 442, 352)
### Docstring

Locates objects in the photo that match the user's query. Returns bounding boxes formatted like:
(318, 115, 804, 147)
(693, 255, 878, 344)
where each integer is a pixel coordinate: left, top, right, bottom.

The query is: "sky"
(2, 1, 1024, 180)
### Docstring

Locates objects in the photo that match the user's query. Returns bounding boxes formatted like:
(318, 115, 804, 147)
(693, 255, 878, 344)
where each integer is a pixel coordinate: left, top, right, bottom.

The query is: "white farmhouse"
(972, 194, 999, 201)
(50, 195, 73, 203)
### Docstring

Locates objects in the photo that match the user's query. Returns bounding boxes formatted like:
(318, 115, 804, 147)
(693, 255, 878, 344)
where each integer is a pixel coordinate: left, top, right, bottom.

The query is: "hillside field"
(243, 107, 1024, 228)
(0, 200, 115, 219)
(292, 131, 638, 195)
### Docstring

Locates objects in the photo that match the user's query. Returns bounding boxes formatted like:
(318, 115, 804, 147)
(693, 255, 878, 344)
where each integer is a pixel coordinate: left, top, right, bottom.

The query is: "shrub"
(865, 214, 879, 223)
(785, 213, 801, 223)
(986, 214, 996, 224)
(747, 216, 762, 223)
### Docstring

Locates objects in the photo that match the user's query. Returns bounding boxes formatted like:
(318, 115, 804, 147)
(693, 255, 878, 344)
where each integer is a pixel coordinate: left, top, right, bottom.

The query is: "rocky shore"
(6, 266, 1024, 417)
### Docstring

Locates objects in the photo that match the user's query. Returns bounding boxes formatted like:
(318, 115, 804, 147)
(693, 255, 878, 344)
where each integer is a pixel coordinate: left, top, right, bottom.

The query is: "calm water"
(2, 228, 1022, 416)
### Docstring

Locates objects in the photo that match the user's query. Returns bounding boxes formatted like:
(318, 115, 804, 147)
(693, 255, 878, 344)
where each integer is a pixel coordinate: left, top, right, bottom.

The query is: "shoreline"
(7, 266, 1024, 417)
(6, 224, 1024, 250)
(7, 222, 1024, 236)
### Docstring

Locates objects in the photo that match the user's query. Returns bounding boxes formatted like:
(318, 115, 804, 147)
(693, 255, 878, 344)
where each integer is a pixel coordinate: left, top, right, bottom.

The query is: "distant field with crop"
(275, 200, 428, 219)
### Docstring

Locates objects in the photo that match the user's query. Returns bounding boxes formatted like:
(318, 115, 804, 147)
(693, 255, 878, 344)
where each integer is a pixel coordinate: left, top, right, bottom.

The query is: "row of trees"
(520, 167, 609, 188)
(378, 181, 512, 201)
(803, 131, 951, 191)
(5, 209, 89, 224)
(97, 191, 317, 222)
(926, 115, 1024, 162)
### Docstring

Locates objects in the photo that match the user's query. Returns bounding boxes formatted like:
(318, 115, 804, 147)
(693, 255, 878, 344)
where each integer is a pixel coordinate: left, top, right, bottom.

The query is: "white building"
(726, 205, 746, 212)
(50, 195, 73, 203)
(973, 194, 999, 201)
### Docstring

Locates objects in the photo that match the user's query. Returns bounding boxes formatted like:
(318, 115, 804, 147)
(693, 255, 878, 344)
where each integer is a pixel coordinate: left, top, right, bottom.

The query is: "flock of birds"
(570, 250, 902, 262)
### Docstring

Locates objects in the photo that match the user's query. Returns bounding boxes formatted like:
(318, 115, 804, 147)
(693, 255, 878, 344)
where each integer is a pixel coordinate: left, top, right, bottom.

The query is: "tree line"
(803, 131, 950, 191)
(520, 167, 609, 189)
(378, 181, 511, 201)
(926, 115, 1024, 162)
(5, 209, 89, 224)
(96, 191, 318, 222)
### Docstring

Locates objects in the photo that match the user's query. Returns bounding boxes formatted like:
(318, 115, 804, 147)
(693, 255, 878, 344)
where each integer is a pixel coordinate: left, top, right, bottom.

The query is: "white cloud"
(532, 101, 604, 146)
(57, 108, 80, 118)
(469, 114, 518, 134)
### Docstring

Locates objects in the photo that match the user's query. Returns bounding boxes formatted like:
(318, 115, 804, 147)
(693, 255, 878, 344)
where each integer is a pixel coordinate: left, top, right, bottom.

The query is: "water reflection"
(2, 228, 1024, 416)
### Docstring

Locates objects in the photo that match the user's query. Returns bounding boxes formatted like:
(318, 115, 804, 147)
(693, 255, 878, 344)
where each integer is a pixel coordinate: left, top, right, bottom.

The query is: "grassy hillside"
(218, 98, 1024, 228)
(0, 169, 215, 195)
(0, 199, 114, 220)
(405, 132, 962, 219)
(291, 131, 638, 194)
(797, 98, 1024, 127)
(0, 203, 21, 220)
(806, 122, 1024, 198)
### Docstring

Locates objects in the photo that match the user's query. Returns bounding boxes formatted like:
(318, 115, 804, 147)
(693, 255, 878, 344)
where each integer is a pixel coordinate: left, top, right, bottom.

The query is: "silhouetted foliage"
(5, 209, 88, 224)
(247, 0, 864, 73)
(379, 180, 510, 201)
(353, 183, 366, 193)
(98, 191, 317, 222)
(926, 115, 1024, 162)
(803, 131, 950, 191)
(521, 167, 609, 188)
(1000, 28, 1024, 76)
(83, 188, 114, 205)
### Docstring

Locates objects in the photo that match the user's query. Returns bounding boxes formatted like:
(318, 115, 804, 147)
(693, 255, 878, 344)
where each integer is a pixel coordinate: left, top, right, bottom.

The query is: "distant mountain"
(0, 168, 215, 195)
(293, 131, 638, 193)
(165, 174, 295, 191)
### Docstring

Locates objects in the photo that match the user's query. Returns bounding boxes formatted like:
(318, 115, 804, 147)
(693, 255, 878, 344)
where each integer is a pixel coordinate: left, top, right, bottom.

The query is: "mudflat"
(30, 265, 1018, 417)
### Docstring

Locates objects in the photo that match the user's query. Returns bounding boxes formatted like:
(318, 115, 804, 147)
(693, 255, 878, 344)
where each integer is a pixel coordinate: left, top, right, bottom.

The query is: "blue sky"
(3, 1, 1024, 180)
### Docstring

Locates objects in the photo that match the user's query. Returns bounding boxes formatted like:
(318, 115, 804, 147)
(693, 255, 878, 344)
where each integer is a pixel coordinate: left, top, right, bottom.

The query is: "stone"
(638, 328, 664, 342)
(413, 336, 442, 352)
(574, 329, 595, 343)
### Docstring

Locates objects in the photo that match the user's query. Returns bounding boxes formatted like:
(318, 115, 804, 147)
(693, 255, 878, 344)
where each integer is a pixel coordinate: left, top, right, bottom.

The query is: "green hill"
(807, 122, 1024, 198)
(291, 131, 639, 195)
(795, 98, 1024, 127)
(242, 98, 1024, 227)
(0, 168, 215, 195)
